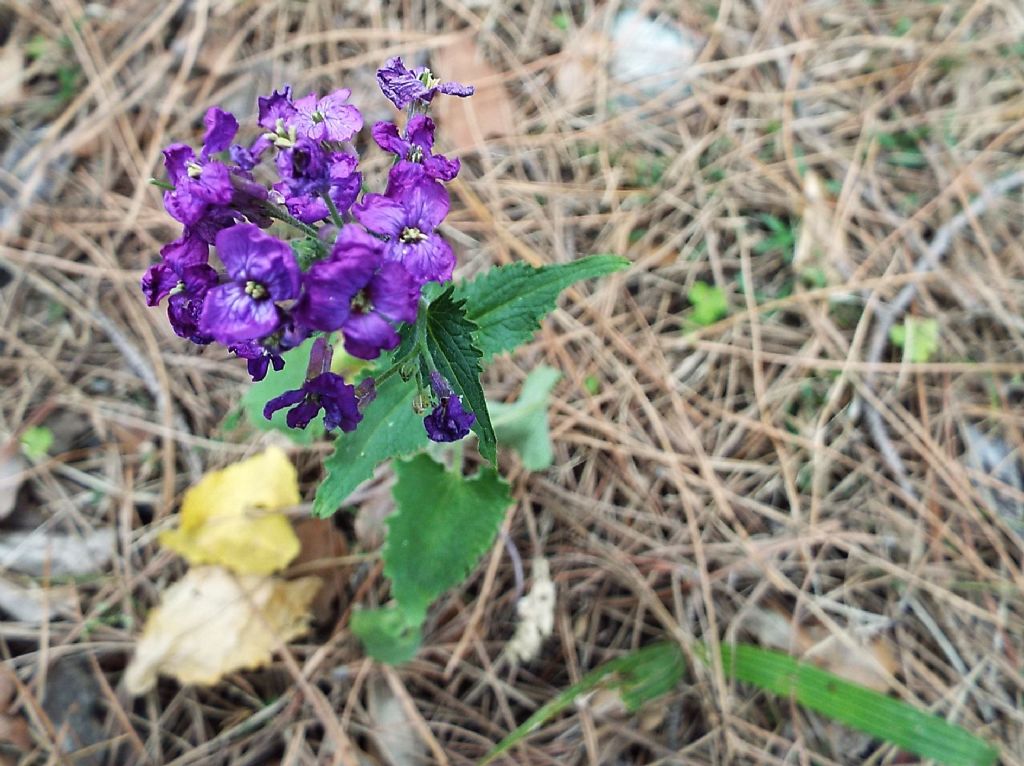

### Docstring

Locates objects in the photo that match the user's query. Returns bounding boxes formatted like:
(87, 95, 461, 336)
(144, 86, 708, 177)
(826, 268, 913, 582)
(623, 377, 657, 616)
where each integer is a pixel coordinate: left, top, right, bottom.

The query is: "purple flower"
(372, 115, 460, 182)
(258, 86, 297, 131)
(160, 107, 242, 226)
(230, 135, 272, 171)
(292, 89, 363, 143)
(263, 372, 362, 432)
(376, 57, 474, 110)
(202, 107, 238, 159)
(199, 224, 300, 344)
(141, 234, 210, 306)
(166, 265, 219, 345)
(423, 372, 475, 442)
(293, 226, 420, 359)
(275, 148, 361, 225)
(229, 320, 307, 381)
(353, 169, 455, 284)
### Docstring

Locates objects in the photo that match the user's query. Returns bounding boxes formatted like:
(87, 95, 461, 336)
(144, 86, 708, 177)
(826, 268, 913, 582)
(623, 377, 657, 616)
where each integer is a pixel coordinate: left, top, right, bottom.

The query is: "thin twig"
(862, 171, 1024, 500)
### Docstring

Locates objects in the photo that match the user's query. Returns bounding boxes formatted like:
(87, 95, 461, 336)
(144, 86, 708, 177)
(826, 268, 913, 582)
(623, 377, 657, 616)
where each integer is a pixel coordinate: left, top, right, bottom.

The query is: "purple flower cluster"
(143, 60, 476, 443)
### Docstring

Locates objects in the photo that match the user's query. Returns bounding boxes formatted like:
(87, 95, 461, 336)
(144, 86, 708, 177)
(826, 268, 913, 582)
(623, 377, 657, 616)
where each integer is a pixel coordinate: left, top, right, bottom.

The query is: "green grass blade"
(719, 644, 999, 766)
(480, 643, 685, 765)
(482, 642, 999, 766)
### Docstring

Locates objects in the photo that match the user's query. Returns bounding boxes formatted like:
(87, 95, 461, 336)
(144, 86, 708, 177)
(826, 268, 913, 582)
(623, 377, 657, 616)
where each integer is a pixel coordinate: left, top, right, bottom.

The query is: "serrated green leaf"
(312, 373, 427, 517)
(889, 317, 939, 363)
(240, 338, 323, 444)
(385, 455, 511, 623)
(687, 281, 728, 326)
(720, 644, 999, 766)
(350, 606, 423, 664)
(481, 642, 686, 765)
(488, 367, 561, 471)
(20, 426, 53, 460)
(457, 255, 629, 362)
(423, 287, 496, 463)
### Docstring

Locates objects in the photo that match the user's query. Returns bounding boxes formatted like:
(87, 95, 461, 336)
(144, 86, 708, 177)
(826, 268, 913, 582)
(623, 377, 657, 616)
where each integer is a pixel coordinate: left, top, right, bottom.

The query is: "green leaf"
(312, 373, 427, 517)
(457, 255, 629, 362)
(485, 642, 999, 766)
(720, 644, 999, 766)
(20, 426, 53, 460)
(481, 643, 686, 765)
(350, 606, 423, 664)
(423, 287, 496, 463)
(385, 455, 511, 623)
(889, 317, 939, 363)
(241, 338, 323, 444)
(687, 281, 728, 326)
(488, 367, 561, 471)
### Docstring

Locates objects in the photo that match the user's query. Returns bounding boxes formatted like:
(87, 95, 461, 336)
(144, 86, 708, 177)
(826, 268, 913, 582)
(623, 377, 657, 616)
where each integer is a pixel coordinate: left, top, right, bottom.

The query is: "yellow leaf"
(124, 566, 320, 695)
(160, 447, 301, 575)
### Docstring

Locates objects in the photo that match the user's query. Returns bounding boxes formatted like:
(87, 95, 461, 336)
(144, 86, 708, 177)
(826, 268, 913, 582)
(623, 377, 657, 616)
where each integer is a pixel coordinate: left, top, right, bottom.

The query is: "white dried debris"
(507, 557, 556, 664)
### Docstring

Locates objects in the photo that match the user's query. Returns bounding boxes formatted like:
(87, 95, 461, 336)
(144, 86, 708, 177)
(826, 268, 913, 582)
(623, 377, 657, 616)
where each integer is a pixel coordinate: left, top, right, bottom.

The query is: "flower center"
(311, 110, 325, 124)
(417, 69, 440, 89)
(186, 161, 203, 179)
(351, 289, 372, 314)
(245, 280, 268, 299)
(400, 227, 427, 243)
(407, 145, 424, 163)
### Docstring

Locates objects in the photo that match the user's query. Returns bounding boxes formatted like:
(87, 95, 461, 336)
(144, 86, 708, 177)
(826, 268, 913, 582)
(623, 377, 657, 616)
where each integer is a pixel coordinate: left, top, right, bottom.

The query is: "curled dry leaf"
(0, 576, 75, 623)
(743, 605, 898, 693)
(160, 447, 301, 575)
(0, 528, 115, 577)
(0, 449, 26, 521)
(125, 566, 320, 695)
(365, 676, 427, 766)
(433, 34, 515, 151)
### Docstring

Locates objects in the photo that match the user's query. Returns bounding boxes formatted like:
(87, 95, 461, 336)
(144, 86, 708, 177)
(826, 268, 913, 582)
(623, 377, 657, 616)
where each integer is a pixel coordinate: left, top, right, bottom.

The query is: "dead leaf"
(432, 35, 515, 151)
(555, 30, 607, 104)
(0, 665, 31, 754)
(125, 566, 320, 695)
(289, 519, 350, 623)
(365, 676, 427, 766)
(159, 447, 301, 575)
(352, 466, 396, 551)
(556, 11, 704, 106)
(0, 40, 25, 108)
(0, 528, 115, 577)
(0, 576, 75, 623)
(743, 605, 898, 692)
(41, 656, 107, 766)
(0, 451, 25, 521)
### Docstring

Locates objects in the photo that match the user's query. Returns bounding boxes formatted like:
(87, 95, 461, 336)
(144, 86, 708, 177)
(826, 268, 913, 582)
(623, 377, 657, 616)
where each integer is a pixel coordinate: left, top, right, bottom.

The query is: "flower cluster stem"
(258, 200, 320, 238)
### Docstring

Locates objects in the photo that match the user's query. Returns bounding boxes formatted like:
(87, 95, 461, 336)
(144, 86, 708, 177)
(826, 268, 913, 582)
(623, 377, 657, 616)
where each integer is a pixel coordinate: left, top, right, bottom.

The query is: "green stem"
(258, 200, 319, 238)
(369, 298, 433, 389)
(322, 193, 344, 228)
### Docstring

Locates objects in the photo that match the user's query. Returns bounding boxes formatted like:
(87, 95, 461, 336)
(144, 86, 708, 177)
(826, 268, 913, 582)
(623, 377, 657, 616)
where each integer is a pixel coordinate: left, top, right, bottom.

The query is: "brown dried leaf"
(744, 605, 898, 692)
(0, 665, 30, 753)
(290, 518, 350, 623)
(125, 566, 320, 695)
(433, 34, 515, 151)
